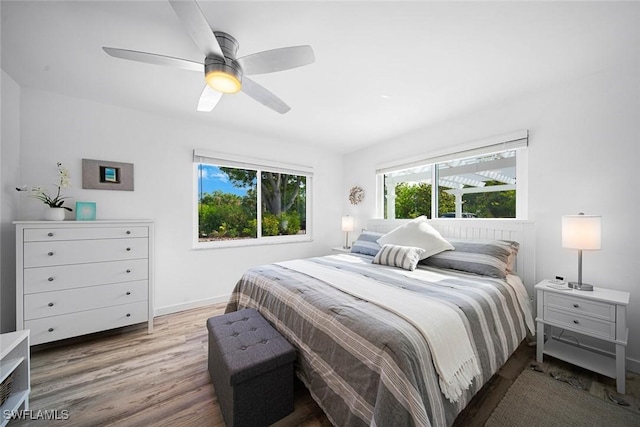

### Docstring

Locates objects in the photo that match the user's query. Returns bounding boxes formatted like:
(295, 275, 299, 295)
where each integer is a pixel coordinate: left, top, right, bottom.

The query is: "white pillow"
(377, 216, 454, 260)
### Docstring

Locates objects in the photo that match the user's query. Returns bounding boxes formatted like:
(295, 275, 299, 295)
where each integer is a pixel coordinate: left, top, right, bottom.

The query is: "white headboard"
(367, 219, 536, 295)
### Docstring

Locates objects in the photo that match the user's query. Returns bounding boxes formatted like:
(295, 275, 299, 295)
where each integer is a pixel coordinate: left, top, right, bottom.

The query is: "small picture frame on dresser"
(75, 202, 96, 221)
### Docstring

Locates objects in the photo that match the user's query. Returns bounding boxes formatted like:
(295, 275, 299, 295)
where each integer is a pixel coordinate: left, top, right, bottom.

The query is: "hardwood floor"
(11, 304, 637, 426)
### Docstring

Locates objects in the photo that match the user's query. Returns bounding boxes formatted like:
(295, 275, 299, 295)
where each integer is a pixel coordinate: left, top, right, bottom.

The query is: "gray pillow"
(420, 239, 519, 278)
(350, 230, 384, 256)
(373, 244, 425, 271)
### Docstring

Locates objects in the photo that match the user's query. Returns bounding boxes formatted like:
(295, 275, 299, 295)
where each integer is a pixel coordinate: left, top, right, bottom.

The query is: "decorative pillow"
(503, 240, 520, 273)
(350, 230, 384, 256)
(377, 216, 454, 260)
(373, 244, 425, 271)
(420, 239, 519, 278)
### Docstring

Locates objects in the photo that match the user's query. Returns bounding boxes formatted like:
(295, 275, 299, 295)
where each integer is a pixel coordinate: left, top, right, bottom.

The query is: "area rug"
(485, 369, 640, 427)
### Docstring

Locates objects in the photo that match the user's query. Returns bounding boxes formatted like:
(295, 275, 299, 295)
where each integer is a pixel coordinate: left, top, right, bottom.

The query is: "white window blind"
(376, 130, 528, 174)
(194, 149, 313, 176)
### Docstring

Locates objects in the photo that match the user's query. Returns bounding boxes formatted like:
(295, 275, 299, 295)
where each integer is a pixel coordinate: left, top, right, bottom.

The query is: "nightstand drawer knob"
(126, 247, 131, 251)
(126, 269, 131, 273)
(573, 320, 579, 324)
(48, 302, 54, 307)
(48, 277, 54, 282)
(48, 328, 54, 332)
(126, 291, 131, 295)
(126, 230, 131, 235)
(47, 251, 54, 256)
(573, 303, 579, 308)
(47, 232, 54, 237)
(126, 313, 131, 317)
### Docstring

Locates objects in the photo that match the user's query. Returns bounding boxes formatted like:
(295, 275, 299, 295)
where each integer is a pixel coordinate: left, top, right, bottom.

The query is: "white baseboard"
(154, 295, 230, 317)
(627, 357, 640, 374)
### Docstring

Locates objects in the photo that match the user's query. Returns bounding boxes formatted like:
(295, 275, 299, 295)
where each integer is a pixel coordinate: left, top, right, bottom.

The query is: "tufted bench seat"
(207, 308, 296, 427)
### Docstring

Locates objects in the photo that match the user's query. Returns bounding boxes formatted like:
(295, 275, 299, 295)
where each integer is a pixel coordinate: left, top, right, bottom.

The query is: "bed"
(226, 218, 536, 427)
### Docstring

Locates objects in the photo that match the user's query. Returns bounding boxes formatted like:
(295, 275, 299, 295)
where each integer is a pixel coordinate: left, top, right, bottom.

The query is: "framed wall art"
(75, 202, 97, 221)
(82, 159, 134, 191)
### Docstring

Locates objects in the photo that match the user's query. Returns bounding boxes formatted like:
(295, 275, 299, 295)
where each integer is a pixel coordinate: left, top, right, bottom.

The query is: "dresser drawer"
(24, 280, 148, 320)
(26, 301, 149, 345)
(545, 293, 615, 321)
(24, 259, 148, 294)
(544, 306, 615, 339)
(24, 238, 148, 267)
(23, 226, 149, 242)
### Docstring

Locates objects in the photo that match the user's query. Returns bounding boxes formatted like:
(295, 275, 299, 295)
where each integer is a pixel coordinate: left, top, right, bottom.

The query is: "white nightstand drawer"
(546, 293, 615, 321)
(24, 238, 148, 267)
(24, 226, 149, 242)
(24, 259, 148, 294)
(26, 301, 149, 345)
(544, 306, 615, 339)
(24, 280, 148, 320)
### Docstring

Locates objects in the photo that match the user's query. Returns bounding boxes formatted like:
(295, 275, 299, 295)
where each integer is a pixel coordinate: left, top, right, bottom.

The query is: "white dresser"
(15, 220, 154, 345)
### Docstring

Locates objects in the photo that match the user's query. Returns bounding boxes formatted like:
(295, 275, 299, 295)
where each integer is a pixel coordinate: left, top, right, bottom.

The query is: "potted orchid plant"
(16, 162, 73, 220)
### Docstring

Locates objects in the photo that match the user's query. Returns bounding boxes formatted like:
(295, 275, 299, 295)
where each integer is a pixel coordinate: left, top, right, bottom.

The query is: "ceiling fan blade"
(197, 85, 223, 112)
(168, 0, 224, 59)
(103, 47, 202, 72)
(241, 77, 290, 114)
(238, 45, 315, 75)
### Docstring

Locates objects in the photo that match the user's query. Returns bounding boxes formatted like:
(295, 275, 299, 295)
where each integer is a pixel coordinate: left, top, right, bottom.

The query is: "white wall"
(343, 61, 640, 368)
(0, 70, 21, 332)
(4, 87, 343, 316)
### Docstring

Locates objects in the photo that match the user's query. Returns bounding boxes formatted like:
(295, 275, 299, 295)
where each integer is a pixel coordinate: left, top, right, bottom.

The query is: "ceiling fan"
(103, 0, 315, 114)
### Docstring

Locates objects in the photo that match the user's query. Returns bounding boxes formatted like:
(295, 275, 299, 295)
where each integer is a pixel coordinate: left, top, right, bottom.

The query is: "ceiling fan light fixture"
(206, 71, 242, 94)
(204, 58, 243, 94)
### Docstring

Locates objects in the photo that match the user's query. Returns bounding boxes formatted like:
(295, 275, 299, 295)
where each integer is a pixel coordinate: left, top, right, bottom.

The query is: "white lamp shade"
(562, 215, 601, 250)
(341, 216, 354, 232)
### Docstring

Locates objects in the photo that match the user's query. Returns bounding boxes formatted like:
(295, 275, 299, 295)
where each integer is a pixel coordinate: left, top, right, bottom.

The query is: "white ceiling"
(2, 1, 639, 154)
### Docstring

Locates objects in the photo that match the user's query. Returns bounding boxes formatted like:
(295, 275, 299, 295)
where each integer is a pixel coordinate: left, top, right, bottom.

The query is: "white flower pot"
(44, 207, 66, 221)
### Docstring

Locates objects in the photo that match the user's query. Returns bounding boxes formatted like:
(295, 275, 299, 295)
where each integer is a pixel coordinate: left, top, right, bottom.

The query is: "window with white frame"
(194, 150, 312, 247)
(377, 131, 528, 219)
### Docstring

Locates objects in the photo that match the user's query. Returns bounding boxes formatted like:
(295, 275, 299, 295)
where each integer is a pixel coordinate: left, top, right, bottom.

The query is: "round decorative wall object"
(349, 186, 365, 205)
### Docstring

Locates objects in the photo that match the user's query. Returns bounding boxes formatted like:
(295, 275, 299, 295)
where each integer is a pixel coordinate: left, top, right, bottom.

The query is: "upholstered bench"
(207, 308, 296, 427)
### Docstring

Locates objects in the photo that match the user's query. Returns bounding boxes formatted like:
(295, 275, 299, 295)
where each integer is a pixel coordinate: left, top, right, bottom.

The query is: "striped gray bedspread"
(226, 254, 533, 427)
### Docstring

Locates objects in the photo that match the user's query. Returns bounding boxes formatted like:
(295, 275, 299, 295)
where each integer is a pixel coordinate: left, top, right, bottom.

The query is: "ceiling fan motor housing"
(214, 31, 239, 59)
(204, 31, 243, 86)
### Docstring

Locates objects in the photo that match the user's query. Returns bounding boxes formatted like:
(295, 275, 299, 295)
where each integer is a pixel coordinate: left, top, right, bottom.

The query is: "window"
(378, 131, 527, 219)
(194, 150, 312, 247)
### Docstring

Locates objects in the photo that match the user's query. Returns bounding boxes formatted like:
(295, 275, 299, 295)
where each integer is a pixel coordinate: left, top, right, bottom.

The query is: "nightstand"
(331, 247, 351, 254)
(535, 280, 630, 393)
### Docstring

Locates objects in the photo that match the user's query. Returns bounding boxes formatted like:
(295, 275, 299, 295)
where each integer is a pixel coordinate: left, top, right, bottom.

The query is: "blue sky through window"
(197, 164, 253, 197)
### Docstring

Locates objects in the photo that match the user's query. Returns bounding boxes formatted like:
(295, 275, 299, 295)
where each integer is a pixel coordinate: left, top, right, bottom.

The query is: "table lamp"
(562, 213, 601, 291)
(341, 216, 354, 249)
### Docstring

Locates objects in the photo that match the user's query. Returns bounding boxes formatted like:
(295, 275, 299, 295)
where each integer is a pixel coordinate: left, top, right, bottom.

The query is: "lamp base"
(568, 282, 594, 291)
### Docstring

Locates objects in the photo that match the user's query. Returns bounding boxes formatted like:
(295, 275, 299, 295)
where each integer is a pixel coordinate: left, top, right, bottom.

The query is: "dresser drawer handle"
(126, 230, 131, 235)
(126, 313, 131, 317)
(47, 232, 54, 237)
(573, 320, 579, 324)
(126, 291, 131, 295)
(47, 251, 54, 256)
(48, 277, 54, 282)
(126, 269, 131, 273)
(48, 328, 54, 332)
(126, 247, 131, 252)
(573, 303, 579, 308)
(48, 302, 54, 307)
